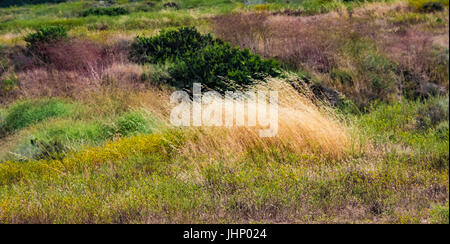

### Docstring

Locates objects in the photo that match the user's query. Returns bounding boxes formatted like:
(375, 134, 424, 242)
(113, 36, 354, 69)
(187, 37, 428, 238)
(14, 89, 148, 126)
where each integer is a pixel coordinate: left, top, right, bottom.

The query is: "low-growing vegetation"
(81, 7, 129, 17)
(0, 0, 448, 224)
(0, 0, 66, 8)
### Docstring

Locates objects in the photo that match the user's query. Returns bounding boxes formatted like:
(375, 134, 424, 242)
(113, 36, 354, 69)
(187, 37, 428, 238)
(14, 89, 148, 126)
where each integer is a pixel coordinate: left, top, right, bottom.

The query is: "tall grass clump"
(10, 120, 115, 161)
(130, 27, 222, 64)
(109, 77, 352, 159)
(0, 107, 162, 161)
(409, 0, 449, 12)
(0, 98, 75, 137)
(24, 26, 67, 50)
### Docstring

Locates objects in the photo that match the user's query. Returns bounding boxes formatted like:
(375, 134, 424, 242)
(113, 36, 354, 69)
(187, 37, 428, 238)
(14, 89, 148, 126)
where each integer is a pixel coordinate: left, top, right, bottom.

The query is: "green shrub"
(168, 43, 280, 92)
(422, 2, 445, 12)
(24, 26, 67, 60)
(360, 52, 399, 103)
(130, 27, 222, 64)
(19, 120, 116, 160)
(0, 99, 73, 136)
(130, 27, 280, 92)
(337, 97, 360, 115)
(140, 64, 173, 86)
(435, 121, 449, 140)
(30, 139, 66, 160)
(24, 26, 67, 48)
(7, 110, 159, 160)
(81, 7, 130, 17)
(430, 203, 449, 224)
(4, 119, 112, 161)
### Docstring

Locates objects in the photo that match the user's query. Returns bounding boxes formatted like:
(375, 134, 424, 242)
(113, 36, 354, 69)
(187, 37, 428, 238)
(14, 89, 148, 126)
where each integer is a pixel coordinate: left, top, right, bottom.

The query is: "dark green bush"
(24, 26, 67, 47)
(117, 111, 149, 136)
(24, 26, 67, 61)
(130, 27, 280, 92)
(169, 43, 280, 92)
(81, 7, 129, 17)
(130, 27, 222, 64)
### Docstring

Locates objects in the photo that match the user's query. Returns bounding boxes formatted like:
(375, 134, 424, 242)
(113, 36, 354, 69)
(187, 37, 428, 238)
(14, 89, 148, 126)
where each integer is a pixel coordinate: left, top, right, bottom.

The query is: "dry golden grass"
(186, 79, 350, 161)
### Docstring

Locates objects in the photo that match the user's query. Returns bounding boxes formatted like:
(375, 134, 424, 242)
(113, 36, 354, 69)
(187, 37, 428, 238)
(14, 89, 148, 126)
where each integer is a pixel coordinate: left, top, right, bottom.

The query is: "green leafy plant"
(409, 0, 449, 12)
(130, 27, 280, 92)
(117, 111, 150, 136)
(24, 26, 68, 61)
(430, 203, 449, 224)
(81, 7, 129, 17)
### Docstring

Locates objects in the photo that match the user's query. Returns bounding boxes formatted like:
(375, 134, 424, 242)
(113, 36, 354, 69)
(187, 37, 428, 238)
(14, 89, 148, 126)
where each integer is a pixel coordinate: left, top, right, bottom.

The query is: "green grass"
(0, 98, 78, 136)
(430, 202, 449, 224)
(0, 127, 447, 223)
(0, 97, 163, 161)
(357, 96, 449, 168)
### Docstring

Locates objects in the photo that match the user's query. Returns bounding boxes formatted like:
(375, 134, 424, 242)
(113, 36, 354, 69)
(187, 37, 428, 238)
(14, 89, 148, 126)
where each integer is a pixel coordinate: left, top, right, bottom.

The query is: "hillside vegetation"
(0, 0, 448, 223)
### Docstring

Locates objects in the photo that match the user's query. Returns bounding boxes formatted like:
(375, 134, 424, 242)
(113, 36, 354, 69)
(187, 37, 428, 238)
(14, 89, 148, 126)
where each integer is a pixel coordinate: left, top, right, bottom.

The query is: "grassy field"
(0, 0, 448, 223)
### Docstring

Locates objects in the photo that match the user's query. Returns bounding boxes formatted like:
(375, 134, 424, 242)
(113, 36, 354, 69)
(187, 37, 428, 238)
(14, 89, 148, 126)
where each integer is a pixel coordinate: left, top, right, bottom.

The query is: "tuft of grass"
(116, 110, 154, 136)
(430, 202, 449, 224)
(176, 77, 353, 160)
(11, 119, 116, 160)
